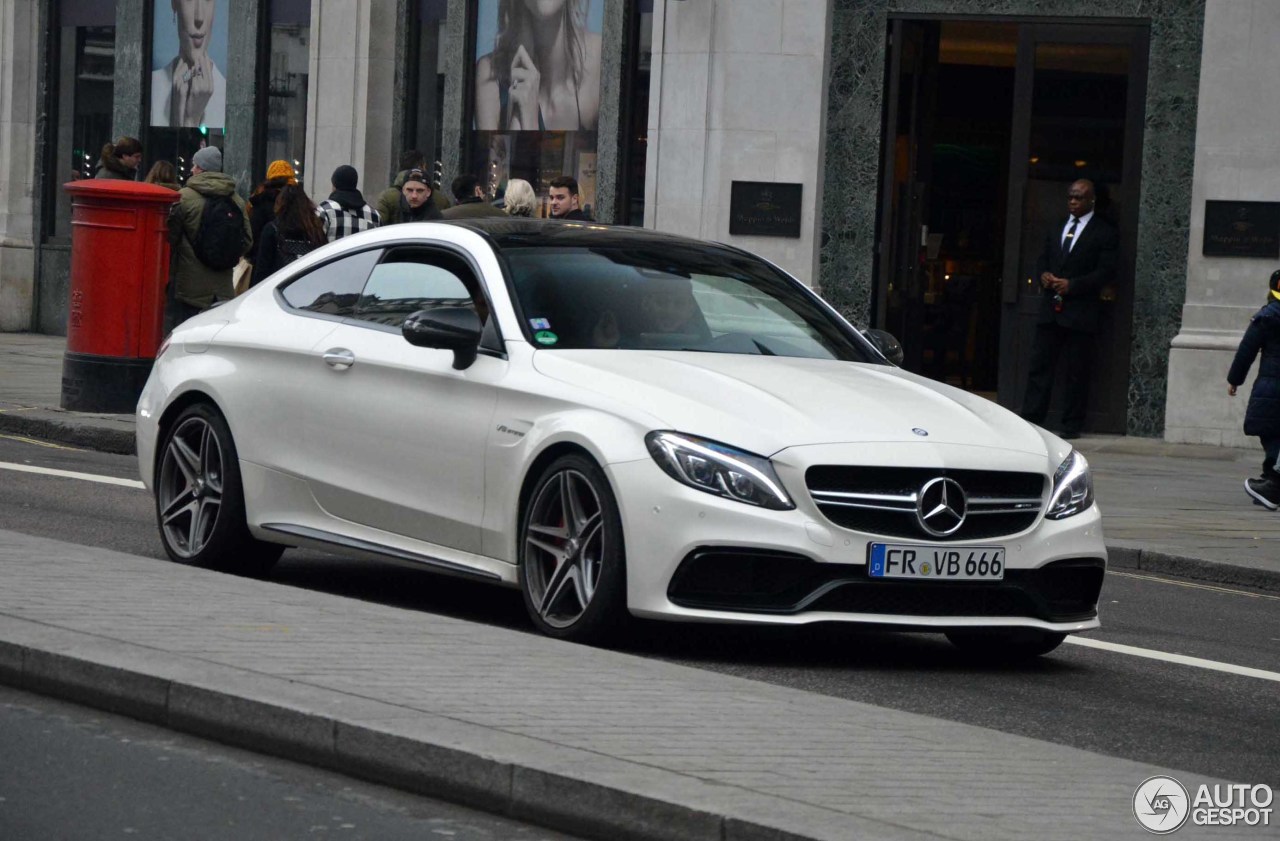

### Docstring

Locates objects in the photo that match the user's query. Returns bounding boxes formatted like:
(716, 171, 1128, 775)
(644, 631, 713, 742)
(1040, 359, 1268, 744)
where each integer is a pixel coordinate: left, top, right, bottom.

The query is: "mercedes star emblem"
(916, 477, 967, 537)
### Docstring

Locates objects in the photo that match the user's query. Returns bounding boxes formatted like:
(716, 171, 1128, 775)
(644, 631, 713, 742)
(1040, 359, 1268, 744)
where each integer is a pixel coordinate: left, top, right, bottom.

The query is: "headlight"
(1045, 450, 1094, 520)
(645, 431, 794, 510)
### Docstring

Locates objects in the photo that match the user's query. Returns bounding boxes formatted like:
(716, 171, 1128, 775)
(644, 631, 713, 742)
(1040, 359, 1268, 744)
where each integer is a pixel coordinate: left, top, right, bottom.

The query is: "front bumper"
(609, 449, 1106, 632)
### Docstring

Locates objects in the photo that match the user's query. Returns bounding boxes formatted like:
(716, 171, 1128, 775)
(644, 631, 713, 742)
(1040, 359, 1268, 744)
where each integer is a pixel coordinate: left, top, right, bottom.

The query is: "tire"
(945, 628, 1066, 661)
(518, 453, 628, 644)
(154, 403, 283, 576)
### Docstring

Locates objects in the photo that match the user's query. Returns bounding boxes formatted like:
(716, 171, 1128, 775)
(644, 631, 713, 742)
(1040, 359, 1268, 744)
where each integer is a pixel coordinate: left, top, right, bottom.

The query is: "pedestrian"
(95, 136, 143, 181)
(165, 145, 252, 331)
(377, 150, 451, 223)
(1228, 269, 1280, 509)
(547, 175, 590, 220)
(253, 184, 328, 283)
(247, 160, 298, 264)
(389, 169, 443, 224)
(143, 160, 180, 190)
(1019, 178, 1118, 439)
(441, 174, 507, 219)
(316, 165, 380, 242)
(502, 178, 537, 217)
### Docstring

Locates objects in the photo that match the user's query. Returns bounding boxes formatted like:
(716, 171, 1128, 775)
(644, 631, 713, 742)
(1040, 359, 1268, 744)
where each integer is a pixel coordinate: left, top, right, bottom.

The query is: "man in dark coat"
(441, 174, 507, 219)
(391, 169, 443, 224)
(1020, 179, 1119, 439)
(1228, 270, 1280, 509)
(548, 174, 591, 221)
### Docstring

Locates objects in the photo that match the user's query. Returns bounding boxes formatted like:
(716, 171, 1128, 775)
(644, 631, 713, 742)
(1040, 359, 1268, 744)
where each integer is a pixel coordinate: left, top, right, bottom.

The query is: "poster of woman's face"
(150, 0, 229, 129)
(473, 0, 604, 132)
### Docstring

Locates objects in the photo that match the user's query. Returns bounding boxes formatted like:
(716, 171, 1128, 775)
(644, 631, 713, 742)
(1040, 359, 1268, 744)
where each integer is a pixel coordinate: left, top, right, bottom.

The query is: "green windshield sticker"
(534, 330, 559, 346)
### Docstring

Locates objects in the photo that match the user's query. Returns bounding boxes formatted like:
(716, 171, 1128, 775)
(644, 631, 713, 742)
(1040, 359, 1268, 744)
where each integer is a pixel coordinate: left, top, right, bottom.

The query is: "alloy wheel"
(523, 469, 606, 629)
(158, 416, 225, 558)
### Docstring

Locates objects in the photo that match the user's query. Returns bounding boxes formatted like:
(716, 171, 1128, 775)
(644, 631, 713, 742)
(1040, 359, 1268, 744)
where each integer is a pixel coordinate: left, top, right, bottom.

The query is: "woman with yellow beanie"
(246, 160, 298, 267)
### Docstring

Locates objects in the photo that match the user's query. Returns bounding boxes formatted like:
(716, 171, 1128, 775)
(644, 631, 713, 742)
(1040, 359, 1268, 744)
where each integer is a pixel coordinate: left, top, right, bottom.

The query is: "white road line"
(1066, 635, 1280, 683)
(0, 460, 145, 489)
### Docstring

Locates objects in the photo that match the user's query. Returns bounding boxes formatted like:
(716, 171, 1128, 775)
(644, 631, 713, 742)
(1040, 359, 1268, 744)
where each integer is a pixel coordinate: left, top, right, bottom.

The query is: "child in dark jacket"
(1228, 269, 1280, 509)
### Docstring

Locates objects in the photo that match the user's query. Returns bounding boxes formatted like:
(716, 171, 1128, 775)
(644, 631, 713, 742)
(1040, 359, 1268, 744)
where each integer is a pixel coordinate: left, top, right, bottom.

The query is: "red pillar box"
(60, 180, 180, 413)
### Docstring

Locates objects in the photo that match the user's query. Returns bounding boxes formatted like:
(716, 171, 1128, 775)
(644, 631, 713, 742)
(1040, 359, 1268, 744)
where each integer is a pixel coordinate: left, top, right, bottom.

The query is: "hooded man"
(390, 169, 444, 224)
(316, 165, 380, 242)
(165, 145, 251, 330)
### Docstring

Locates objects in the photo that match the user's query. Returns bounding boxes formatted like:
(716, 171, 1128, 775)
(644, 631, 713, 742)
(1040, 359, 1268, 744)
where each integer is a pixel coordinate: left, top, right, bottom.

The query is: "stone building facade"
(0, 0, 1269, 445)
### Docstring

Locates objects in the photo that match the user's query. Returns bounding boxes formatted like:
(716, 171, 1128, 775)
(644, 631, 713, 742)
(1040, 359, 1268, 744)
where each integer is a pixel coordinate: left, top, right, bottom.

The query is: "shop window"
(144, 0, 232, 186)
(405, 0, 448, 174)
(261, 0, 311, 182)
(47, 1, 116, 239)
(620, 0, 654, 226)
(466, 0, 605, 216)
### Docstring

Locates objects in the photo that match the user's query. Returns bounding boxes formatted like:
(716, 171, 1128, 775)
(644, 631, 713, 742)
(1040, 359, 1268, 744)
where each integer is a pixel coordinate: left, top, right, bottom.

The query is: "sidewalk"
(3, 332, 1278, 591)
(0, 530, 1256, 841)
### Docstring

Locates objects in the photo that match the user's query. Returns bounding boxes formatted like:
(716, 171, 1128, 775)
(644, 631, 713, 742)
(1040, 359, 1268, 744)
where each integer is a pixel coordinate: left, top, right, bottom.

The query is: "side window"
(353, 249, 485, 328)
(280, 249, 382, 316)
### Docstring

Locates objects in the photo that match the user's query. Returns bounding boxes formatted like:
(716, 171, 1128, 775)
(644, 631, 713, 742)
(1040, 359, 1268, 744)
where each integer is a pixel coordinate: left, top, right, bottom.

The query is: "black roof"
(441, 218, 726, 253)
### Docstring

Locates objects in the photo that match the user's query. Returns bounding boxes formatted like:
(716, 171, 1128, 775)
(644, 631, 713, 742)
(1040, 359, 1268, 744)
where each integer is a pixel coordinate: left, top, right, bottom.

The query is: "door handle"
(322, 348, 355, 370)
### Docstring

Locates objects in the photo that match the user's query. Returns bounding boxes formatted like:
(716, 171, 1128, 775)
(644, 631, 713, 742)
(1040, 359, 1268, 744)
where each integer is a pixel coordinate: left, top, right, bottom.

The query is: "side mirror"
(863, 328, 904, 366)
(403, 306, 482, 370)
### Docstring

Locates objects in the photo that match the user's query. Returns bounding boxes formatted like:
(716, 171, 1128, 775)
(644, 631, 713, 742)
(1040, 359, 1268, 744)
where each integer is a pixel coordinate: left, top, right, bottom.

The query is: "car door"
(301, 245, 504, 554)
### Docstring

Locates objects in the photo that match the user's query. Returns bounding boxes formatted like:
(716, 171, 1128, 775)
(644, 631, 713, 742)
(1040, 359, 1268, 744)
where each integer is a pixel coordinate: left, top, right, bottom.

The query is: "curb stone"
(1105, 544, 1280, 592)
(0, 408, 136, 455)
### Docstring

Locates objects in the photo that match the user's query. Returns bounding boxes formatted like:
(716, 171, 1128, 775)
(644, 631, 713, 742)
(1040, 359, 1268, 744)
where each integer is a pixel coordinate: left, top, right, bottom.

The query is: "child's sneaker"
(1245, 477, 1280, 510)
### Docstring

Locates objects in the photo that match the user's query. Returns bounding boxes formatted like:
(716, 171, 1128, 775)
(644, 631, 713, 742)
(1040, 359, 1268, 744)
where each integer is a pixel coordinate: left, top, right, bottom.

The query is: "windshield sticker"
(534, 330, 559, 346)
(529, 317, 551, 330)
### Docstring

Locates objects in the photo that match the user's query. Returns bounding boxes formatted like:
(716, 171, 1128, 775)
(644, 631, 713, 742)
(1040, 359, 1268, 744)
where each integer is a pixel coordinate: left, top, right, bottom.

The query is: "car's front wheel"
(945, 628, 1066, 660)
(155, 403, 283, 576)
(519, 454, 628, 643)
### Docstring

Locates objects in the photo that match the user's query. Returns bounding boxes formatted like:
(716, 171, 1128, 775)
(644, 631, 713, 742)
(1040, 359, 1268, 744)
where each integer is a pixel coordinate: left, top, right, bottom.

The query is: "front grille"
(667, 551, 1104, 623)
(806, 466, 1045, 540)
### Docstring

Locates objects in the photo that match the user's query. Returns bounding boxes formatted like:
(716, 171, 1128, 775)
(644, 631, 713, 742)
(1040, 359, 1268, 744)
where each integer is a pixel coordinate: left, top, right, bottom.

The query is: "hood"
(531, 350, 1049, 457)
(329, 188, 367, 211)
(186, 171, 238, 197)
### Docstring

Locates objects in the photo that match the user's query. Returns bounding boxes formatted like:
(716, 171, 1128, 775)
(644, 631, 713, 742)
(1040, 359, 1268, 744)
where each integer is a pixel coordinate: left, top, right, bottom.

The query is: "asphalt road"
(0, 684, 584, 841)
(1, 433, 1277, 792)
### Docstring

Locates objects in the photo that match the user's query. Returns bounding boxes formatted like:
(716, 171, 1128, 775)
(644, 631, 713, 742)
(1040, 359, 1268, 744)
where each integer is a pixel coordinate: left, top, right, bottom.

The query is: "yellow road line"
(1109, 569, 1280, 600)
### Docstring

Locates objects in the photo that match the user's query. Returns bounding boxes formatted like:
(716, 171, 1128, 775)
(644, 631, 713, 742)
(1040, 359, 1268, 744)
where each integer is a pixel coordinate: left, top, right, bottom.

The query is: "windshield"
(504, 245, 875, 362)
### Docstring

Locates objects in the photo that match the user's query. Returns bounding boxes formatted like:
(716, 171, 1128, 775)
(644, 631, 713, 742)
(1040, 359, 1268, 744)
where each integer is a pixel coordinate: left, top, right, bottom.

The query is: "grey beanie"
(192, 146, 223, 172)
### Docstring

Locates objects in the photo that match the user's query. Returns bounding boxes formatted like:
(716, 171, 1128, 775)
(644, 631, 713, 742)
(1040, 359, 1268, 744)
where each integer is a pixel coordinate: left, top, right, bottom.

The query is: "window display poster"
(473, 0, 604, 132)
(151, 0, 229, 129)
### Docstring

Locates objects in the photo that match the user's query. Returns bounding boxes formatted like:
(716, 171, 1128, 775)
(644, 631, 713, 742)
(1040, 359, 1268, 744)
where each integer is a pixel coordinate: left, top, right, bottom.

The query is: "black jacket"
(1228, 299, 1280, 438)
(1034, 213, 1119, 333)
(253, 220, 323, 284)
(247, 180, 290, 264)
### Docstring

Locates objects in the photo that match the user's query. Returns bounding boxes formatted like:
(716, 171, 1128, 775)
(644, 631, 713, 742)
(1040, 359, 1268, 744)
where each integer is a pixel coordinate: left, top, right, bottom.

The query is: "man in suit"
(1020, 179, 1119, 439)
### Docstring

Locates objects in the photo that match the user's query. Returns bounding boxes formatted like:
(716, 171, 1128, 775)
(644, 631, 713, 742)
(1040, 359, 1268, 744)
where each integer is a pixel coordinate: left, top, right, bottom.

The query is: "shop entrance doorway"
(875, 18, 1148, 433)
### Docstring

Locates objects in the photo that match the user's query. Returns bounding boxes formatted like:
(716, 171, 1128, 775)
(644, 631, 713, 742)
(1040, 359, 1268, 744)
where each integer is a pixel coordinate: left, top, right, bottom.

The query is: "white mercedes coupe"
(137, 219, 1105, 657)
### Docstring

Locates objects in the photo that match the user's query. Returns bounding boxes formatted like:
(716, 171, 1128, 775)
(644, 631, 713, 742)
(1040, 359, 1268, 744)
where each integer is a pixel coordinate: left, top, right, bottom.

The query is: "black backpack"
(192, 194, 249, 271)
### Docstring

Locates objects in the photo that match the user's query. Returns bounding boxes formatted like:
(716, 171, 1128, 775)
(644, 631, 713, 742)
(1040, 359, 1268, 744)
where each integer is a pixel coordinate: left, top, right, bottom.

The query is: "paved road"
(2, 433, 1277, 790)
(0, 684, 584, 841)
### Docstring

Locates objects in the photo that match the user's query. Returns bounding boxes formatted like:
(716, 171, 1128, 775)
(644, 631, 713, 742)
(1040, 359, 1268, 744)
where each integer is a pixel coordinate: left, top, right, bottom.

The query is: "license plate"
(868, 543, 1005, 581)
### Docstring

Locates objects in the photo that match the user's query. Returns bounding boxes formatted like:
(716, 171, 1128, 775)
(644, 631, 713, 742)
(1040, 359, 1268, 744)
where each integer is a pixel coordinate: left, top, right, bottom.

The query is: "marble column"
(304, 0, 398, 202)
(0, 0, 40, 332)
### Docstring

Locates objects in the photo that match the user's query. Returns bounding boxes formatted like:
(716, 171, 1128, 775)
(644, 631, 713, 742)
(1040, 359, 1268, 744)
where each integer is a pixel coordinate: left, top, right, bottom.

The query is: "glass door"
(998, 24, 1148, 433)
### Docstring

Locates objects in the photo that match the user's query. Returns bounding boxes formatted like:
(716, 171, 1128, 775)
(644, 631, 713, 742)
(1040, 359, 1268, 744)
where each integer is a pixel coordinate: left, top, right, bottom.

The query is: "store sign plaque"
(730, 181, 802, 238)
(1203, 200, 1280, 258)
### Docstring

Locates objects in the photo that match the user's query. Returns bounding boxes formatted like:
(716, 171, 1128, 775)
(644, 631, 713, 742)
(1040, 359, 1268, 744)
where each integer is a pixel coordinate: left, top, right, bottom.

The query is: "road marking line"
(0, 433, 84, 451)
(1109, 570, 1280, 601)
(1065, 636, 1280, 683)
(0, 460, 145, 489)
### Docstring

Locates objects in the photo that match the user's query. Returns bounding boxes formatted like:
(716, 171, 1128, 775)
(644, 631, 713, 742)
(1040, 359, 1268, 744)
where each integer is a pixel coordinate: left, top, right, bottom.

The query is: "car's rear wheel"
(155, 403, 283, 576)
(519, 454, 628, 643)
(945, 628, 1066, 660)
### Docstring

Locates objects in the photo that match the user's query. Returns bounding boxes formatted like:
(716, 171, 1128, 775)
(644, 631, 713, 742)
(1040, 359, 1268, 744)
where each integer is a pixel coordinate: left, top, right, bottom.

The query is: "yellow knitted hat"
(266, 160, 297, 183)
